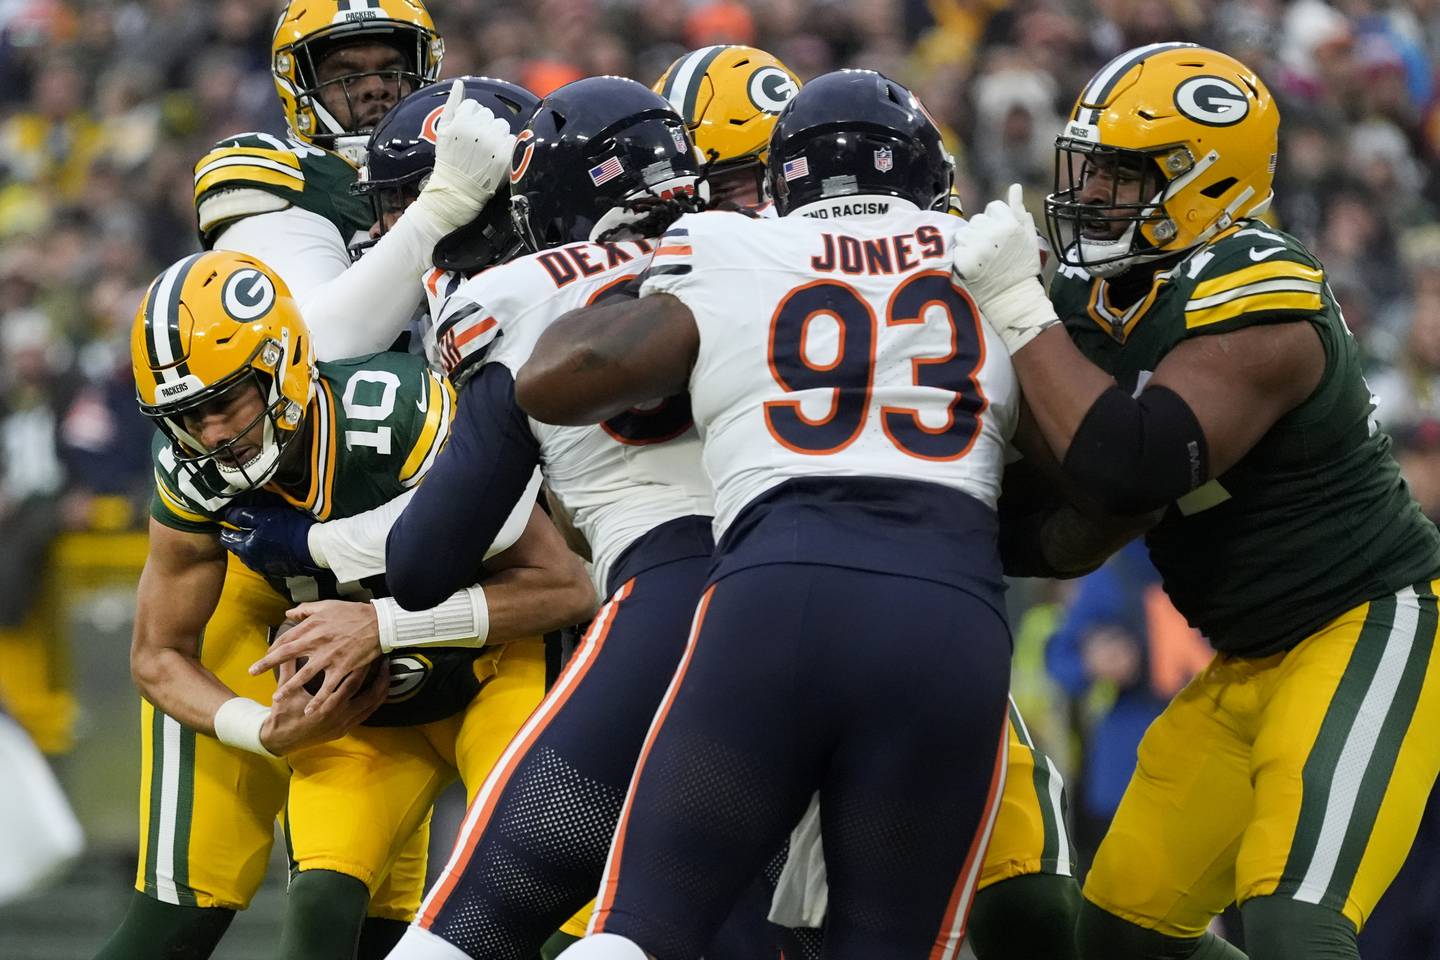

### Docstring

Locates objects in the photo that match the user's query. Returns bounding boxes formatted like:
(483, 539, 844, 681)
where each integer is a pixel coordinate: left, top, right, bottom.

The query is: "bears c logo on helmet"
(1173, 75, 1250, 127)
(511, 128, 536, 184)
(419, 104, 445, 144)
(221, 269, 277, 322)
(747, 66, 798, 114)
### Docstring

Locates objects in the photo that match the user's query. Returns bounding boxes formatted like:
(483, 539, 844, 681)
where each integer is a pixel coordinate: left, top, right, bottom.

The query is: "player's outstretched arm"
(959, 184, 1325, 516)
(516, 294, 699, 426)
(475, 503, 599, 636)
(132, 519, 385, 755)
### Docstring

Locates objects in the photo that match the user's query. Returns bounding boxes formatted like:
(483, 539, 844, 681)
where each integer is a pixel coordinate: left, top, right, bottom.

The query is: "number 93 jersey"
(640, 209, 1019, 536)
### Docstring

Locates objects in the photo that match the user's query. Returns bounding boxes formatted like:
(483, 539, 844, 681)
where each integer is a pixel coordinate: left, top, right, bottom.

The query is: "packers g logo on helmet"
(1173, 75, 1250, 127)
(747, 66, 799, 114)
(221, 269, 278, 322)
(132, 251, 316, 495)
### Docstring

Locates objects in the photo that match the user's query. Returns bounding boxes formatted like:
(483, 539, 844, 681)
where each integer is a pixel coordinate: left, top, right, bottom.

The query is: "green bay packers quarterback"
(955, 42, 1440, 960)
(96, 252, 592, 960)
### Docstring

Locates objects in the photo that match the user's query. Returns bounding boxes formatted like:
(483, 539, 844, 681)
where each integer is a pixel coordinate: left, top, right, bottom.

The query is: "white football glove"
(952, 183, 1060, 354)
(412, 79, 517, 230)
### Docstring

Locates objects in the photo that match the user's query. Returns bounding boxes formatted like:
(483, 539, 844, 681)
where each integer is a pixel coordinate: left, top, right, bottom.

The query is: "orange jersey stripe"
(417, 578, 636, 928)
(653, 244, 693, 258)
(593, 584, 715, 929)
(452, 316, 498, 348)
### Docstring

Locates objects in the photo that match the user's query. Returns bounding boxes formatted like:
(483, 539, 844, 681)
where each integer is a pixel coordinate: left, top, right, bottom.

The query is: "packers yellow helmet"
(272, 0, 443, 156)
(1044, 43, 1278, 277)
(133, 251, 315, 494)
(653, 45, 800, 197)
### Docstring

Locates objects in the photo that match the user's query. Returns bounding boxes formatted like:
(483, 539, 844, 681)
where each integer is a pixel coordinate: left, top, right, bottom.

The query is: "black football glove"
(220, 505, 324, 578)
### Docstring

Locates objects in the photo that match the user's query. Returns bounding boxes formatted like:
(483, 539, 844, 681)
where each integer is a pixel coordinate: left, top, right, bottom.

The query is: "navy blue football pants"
(592, 561, 1012, 960)
(414, 525, 746, 958)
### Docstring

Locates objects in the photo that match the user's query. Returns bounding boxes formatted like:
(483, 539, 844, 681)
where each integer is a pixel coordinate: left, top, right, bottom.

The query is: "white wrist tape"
(977, 278, 1061, 354)
(374, 585, 489, 654)
(213, 697, 277, 758)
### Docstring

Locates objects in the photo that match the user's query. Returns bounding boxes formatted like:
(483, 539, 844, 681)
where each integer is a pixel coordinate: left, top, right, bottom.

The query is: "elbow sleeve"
(1062, 385, 1208, 515)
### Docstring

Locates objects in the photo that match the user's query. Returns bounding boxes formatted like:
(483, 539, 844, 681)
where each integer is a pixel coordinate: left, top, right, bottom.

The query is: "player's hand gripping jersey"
(429, 238, 714, 590)
(149, 350, 480, 726)
(641, 209, 1019, 538)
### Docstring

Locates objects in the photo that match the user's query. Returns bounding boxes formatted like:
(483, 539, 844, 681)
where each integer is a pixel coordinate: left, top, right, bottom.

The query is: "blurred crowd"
(2, 0, 1439, 531)
(2, 0, 1440, 944)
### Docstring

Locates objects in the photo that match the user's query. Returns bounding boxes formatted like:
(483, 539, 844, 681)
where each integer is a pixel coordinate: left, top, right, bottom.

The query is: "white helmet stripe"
(146, 254, 203, 384)
(661, 46, 727, 122)
(1078, 41, 1196, 124)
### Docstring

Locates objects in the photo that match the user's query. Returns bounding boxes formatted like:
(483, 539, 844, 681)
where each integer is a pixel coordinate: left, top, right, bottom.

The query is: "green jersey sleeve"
(148, 431, 232, 533)
(1178, 224, 1328, 338)
(193, 132, 375, 248)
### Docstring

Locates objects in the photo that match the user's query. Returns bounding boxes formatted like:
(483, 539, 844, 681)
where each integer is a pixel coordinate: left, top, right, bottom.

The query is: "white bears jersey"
(430, 239, 715, 591)
(640, 209, 1020, 536)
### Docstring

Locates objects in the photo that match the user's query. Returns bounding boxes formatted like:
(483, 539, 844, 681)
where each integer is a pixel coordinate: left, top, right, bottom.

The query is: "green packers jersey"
(150, 351, 470, 725)
(1050, 220, 1440, 656)
(193, 132, 375, 248)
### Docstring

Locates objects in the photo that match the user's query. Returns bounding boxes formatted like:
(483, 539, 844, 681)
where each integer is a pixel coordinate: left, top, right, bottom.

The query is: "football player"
(959, 43, 1440, 960)
(366, 77, 736, 960)
(649, 45, 1084, 960)
(516, 68, 1018, 960)
(198, 0, 514, 361)
(96, 4, 521, 953)
(652, 44, 800, 210)
(101, 251, 593, 960)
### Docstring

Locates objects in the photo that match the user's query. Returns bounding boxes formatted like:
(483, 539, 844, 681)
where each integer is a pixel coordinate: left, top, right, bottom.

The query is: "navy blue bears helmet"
(508, 76, 702, 252)
(353, 76, 540, 272)
(766, 69, 953, 218)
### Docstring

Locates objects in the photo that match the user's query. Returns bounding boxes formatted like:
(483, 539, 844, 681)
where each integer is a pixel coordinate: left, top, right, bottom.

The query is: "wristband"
(213, 697, 278, 758)
(373, 584, 490, 653)
(972, 279, 1061, 354)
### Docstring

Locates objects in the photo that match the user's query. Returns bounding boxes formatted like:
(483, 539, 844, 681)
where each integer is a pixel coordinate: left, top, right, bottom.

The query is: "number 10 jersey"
(640, 209, 1019, 536)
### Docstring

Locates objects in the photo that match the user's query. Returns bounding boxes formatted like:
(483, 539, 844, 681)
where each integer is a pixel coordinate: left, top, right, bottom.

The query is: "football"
(269, 620, 383, 697)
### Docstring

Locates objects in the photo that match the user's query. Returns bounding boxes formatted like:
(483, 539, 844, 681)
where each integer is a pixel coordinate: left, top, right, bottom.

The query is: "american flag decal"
(782, 156, 809, 181)
(588, 156, 625, 186)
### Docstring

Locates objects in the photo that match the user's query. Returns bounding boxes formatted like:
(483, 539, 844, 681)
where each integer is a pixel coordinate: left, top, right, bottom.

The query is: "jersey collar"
(269, 377, 337, 520)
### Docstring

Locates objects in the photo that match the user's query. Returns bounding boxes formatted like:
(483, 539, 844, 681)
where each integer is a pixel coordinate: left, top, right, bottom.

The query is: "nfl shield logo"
(874, 147, 894, 172)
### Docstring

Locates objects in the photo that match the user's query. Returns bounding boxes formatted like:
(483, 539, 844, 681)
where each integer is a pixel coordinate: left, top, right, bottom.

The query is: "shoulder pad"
(1179, 224, 1326, 333)
(194, 132, 370, 245)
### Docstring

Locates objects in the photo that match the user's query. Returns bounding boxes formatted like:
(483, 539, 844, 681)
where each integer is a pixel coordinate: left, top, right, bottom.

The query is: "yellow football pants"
(136, 559, 550, 918)
(1084, 580, 1440, 935)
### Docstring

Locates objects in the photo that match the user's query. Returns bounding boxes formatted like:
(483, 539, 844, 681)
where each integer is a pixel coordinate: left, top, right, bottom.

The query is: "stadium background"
(1, 0, 1438, 956)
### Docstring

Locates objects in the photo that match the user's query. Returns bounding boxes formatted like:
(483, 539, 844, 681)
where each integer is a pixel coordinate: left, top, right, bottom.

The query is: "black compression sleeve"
(1061, 385, 1208, 516)
(385, 363, 541, 610)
